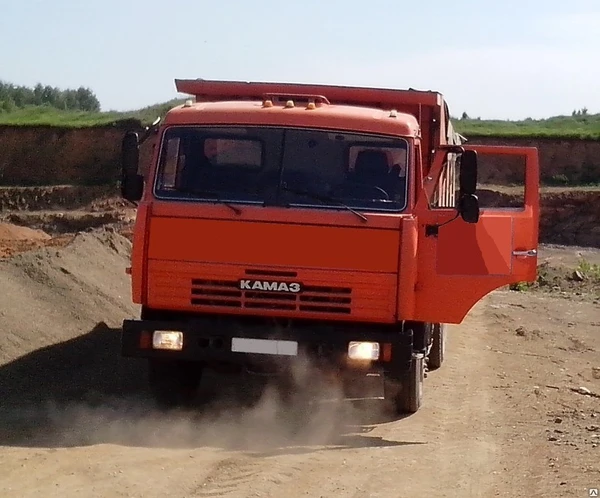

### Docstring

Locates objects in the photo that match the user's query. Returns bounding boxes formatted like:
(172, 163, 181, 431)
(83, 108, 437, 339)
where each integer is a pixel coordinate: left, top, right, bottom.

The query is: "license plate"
(231, 337, 298, 356)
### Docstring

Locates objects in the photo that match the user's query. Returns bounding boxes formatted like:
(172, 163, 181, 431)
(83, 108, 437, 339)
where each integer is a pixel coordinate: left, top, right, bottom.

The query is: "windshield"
(154, 126, 408, 212)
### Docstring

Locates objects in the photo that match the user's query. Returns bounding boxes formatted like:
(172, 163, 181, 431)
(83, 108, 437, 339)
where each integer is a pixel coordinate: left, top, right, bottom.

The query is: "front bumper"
(121, 318, 414, 379)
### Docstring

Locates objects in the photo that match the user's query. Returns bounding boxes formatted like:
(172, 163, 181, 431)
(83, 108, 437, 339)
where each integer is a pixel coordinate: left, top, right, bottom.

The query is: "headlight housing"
(152, 331, 184, 351)
(348, 341, 380, 360)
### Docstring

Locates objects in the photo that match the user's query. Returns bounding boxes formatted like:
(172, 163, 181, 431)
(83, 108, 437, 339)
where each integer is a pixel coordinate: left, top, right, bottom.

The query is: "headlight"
(152, 331, 184, 351)
(348, 341, 380, 360)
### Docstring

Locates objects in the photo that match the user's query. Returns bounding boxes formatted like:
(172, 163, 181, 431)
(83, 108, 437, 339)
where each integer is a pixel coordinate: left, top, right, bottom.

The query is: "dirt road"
(0, 227, 598, 497)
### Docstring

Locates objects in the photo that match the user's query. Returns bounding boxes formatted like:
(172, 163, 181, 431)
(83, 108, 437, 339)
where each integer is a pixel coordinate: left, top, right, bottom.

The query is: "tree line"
(0, 81, 100, 112)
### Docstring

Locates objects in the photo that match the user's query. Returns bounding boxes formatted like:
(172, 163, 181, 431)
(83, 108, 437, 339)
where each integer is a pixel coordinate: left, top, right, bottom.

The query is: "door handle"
(512, 249, 537, 258)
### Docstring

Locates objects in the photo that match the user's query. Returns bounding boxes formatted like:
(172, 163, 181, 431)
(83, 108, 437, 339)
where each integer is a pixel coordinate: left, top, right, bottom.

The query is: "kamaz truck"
(119, 79, 539, 414)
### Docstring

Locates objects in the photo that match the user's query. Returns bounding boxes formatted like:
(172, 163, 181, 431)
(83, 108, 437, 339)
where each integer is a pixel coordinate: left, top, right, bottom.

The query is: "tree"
(75, 86, 100, 112)
(0, 99, 16, 112)
(0, 79, 101, 112)
(33, 83, 44, 106)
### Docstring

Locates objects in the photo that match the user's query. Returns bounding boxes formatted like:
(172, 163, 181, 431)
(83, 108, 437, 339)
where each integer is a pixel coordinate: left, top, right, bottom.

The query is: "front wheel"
(427, 323, 447, 370)
(384, 354, 425, 415)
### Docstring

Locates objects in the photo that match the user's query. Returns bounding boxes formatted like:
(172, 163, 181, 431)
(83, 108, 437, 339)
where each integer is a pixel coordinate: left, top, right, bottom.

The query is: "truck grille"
(190, 277, 352, 314)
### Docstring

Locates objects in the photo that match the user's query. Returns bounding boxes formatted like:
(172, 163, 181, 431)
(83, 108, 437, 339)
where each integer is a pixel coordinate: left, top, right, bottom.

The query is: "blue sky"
(1, 0, 599, 119)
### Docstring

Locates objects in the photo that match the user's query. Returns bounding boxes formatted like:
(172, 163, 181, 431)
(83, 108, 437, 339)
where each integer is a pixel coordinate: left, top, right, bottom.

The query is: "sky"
(1, 0, 599, 120)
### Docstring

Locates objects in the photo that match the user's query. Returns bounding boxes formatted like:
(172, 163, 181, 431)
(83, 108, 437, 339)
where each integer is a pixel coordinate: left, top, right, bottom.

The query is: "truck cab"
(120, 79, 539, 414)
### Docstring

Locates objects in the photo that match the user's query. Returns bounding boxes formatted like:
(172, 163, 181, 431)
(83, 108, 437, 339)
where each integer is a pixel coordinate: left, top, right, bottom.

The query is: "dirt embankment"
(0, 126, 154, 186)
(479, 188, 600, 247)
(467, 136, 600, 185)
(0, 125, 599, 186)
(0, 185, 120, 211)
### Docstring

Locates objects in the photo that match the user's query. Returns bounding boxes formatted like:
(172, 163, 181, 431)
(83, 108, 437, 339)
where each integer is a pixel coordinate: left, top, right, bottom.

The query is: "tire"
(148, 359, 202, 409)
(427, 323, 447, 370)
(385, 353, 425, 415)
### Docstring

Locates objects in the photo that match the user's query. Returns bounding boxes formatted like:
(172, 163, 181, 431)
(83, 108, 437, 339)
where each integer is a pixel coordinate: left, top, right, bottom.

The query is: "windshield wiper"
(178, 187, 242, 215)
(281, 186, 367, 223)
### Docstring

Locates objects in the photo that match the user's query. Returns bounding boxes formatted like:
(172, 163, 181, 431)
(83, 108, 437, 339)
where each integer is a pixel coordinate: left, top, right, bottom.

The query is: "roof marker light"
(389, 109, 398, 118)
(183, 99, 193, 107)
(306, 101, 316, 110)
(263, 99, 273, 108)
(285, 100, 295, 108)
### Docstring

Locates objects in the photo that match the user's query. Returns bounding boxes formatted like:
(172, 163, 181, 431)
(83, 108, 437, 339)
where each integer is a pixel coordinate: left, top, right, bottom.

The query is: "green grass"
(0, 99, 186, 128)
(452, 113, 600, 139)
(576, 258, 600, 281)
(1, 99, 600, 139)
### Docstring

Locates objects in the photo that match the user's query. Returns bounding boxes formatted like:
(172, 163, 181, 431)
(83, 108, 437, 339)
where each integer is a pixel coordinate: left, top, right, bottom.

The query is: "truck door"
(411, 146, 539, 324)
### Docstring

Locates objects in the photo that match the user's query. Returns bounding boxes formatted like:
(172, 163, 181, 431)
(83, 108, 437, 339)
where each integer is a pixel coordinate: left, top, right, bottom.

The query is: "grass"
(0, 99, 186, 128)
(1, 98, 600, 139)
(452, 114, 600, 140)
(509, 257, 600, 294)
(576, 258, 600, 281)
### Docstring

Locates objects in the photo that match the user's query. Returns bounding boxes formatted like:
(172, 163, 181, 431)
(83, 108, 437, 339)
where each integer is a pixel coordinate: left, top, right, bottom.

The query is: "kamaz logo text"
(239, 280, 302, 293)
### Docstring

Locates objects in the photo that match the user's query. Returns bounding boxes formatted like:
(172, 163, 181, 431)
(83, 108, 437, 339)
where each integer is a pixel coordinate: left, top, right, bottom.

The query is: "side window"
(159, 137, 182, 190)
(431, 150, 527, 210)
(476, 153, 525, 209)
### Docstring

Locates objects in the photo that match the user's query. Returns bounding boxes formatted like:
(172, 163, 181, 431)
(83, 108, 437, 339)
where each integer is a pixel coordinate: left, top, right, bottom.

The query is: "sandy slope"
(0, 232, 598, 497)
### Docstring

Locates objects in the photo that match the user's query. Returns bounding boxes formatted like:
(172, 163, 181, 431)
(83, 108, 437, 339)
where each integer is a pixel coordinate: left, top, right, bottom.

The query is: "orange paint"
(147, 217, 400, 273)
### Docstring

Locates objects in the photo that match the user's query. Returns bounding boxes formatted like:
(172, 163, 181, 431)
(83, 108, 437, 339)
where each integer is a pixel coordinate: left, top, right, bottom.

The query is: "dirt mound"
(0, 222, 50, 241)
(0, 229, 138, 367)
(0, 221, 59, 258)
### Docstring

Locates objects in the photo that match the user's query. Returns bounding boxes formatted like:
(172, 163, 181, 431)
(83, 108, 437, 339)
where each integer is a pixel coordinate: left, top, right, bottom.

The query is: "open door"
(410, 145, 539, 324)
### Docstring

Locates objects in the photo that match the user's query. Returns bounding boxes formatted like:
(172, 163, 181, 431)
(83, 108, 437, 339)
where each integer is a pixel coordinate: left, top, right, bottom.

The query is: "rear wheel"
(148, 359, 203, 409)
(384, 353, 424, 415)
(427, 323, 446, 370)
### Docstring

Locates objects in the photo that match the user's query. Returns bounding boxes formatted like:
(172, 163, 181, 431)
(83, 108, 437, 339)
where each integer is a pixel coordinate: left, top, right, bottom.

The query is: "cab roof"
(163, 100, 420, 138)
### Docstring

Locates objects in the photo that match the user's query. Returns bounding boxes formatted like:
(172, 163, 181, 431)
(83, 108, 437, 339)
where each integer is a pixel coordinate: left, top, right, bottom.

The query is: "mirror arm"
(139, 117, 161, 145)
(439, 144, 465, 154)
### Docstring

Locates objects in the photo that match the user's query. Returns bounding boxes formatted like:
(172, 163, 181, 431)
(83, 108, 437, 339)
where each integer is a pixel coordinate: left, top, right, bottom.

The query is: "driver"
(341, 149, 396, 199)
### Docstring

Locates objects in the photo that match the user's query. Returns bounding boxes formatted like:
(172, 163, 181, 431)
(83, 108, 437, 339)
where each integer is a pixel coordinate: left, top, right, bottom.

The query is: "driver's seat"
(353, 150, 390, 186)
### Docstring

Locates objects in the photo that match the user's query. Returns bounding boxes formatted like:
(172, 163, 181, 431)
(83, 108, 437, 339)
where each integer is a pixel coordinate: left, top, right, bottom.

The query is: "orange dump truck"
(120, 79, 539, 413)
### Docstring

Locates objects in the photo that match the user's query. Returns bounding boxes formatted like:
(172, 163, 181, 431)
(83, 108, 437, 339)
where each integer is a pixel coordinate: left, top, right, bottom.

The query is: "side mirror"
(121, 131, 144, 202)
(459, 150, 478, 195)
(458, 193, 480, 223)
(458, 149, 479, 223)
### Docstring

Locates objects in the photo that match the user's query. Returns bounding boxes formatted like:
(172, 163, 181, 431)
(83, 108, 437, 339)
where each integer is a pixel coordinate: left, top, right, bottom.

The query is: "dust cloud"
(1, 361, 389, 453)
